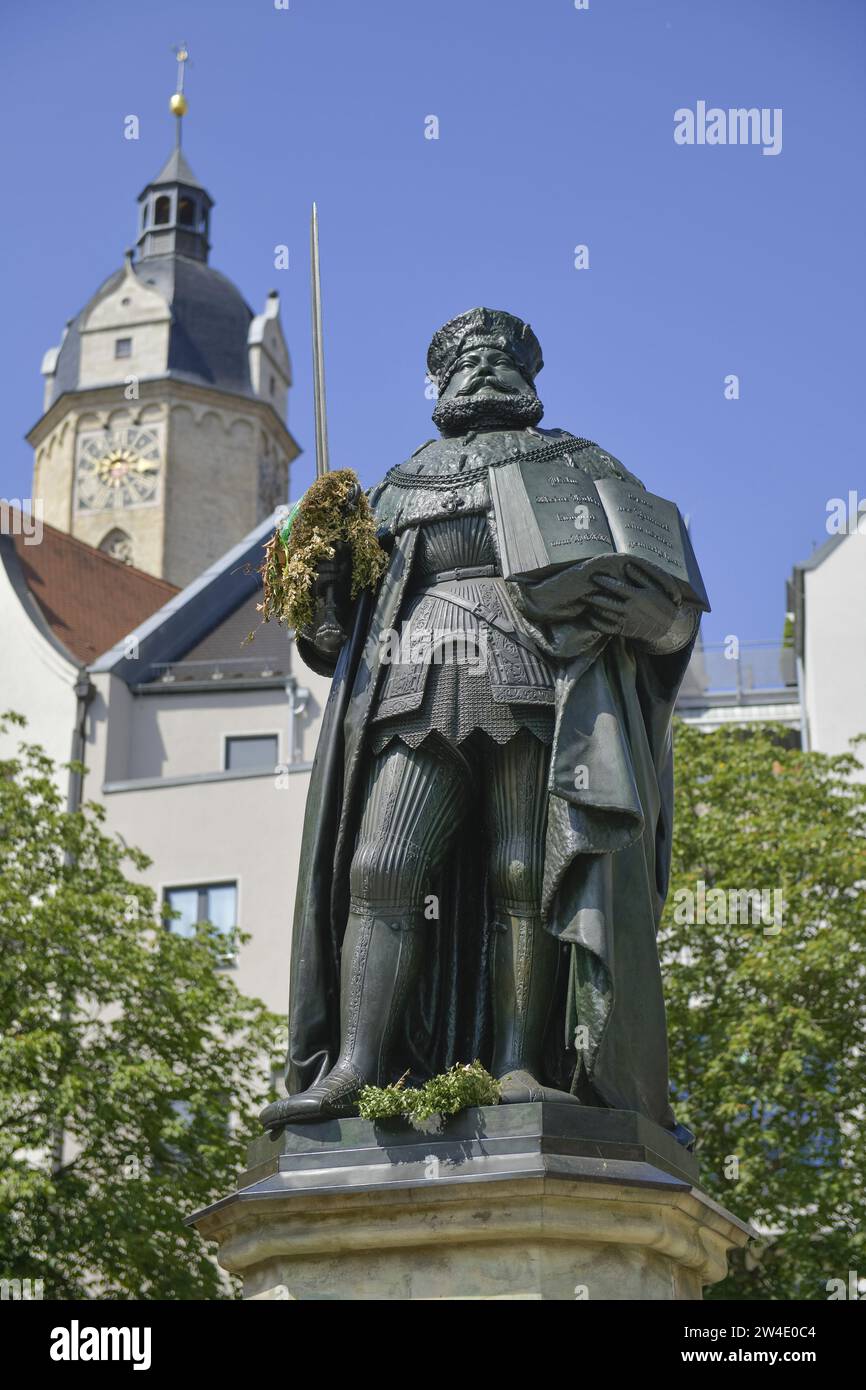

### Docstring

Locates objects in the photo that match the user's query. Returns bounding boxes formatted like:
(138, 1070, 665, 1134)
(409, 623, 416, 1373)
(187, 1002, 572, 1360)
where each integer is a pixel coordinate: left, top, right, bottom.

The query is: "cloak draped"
(284, 448, 700, 1132)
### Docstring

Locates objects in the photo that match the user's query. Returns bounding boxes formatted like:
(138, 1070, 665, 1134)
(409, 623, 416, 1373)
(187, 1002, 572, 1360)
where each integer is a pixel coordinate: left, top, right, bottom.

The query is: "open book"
(488, 458, 709, 611)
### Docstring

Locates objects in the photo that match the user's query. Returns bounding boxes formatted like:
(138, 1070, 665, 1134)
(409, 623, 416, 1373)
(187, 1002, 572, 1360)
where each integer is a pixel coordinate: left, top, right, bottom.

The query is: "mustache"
(457, 375, 520, 397)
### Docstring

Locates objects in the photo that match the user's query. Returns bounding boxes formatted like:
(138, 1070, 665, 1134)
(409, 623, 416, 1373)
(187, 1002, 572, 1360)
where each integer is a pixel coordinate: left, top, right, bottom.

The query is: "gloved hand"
(301, 542, 354, 657)
(582, 563, 683, 645)
(312, 540, 352, 591)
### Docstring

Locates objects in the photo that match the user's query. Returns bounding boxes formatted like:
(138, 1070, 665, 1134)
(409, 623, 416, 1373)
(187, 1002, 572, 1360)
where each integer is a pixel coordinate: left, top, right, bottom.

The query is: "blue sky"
(2, 0, 863, 642)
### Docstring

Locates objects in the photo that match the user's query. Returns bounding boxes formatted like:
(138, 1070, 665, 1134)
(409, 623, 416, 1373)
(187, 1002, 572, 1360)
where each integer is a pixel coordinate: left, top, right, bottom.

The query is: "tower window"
(154, 194, 171, 225)
(115, 337, 132, 358)
(178, 196, 195, 227)
(269, 375, 276, 396)
(99, 529, 133, 565)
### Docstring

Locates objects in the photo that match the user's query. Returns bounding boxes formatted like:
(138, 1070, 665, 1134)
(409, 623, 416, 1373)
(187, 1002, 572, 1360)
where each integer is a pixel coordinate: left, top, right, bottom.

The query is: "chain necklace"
(383, 434, 596, 491)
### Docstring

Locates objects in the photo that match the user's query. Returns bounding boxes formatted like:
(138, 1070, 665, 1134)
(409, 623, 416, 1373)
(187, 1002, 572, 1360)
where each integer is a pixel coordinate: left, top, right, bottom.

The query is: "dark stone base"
(232, 1102, 699, 1203)
(188, 1105, 752, 1300)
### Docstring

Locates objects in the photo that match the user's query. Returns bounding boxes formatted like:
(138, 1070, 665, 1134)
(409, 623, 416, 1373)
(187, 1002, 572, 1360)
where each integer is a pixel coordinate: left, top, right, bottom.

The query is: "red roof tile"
(9, 517, 178, 664)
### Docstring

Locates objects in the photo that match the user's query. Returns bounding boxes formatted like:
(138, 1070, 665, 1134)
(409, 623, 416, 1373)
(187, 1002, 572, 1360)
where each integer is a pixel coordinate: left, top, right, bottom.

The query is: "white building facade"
(86, 517, 331, 1016)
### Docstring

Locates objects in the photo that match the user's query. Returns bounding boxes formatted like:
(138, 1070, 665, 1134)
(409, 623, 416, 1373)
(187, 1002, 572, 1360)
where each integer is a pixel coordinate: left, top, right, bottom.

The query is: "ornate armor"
(370, 512, 555, 752)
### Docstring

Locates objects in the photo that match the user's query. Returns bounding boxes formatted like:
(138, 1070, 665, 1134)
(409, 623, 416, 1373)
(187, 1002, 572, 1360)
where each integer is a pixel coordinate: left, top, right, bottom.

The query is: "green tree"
(662, 721, 866, 1300)
(0, 715, 282, 1299)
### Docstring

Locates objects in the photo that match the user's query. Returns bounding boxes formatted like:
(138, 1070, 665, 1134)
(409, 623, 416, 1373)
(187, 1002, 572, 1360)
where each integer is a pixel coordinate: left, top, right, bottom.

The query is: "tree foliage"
(4, 711, 864, 1301)
(0, 715, 282, 1299)
(663, 722, 866, 1300)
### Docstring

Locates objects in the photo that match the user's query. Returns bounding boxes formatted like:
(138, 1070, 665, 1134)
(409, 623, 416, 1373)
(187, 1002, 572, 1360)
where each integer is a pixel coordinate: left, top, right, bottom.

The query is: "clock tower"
(28, 61, 299, 587)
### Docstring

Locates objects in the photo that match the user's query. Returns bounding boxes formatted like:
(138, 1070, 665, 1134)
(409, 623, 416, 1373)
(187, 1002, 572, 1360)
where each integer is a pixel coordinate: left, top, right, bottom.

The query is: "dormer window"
(154, 195, 171, 225)
(115, 338, 132, 359)
(99, 529, 133, 565)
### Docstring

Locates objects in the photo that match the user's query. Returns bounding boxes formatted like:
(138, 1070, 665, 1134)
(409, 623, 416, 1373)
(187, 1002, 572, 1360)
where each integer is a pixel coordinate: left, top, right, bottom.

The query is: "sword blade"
(310, 202, 329, 477)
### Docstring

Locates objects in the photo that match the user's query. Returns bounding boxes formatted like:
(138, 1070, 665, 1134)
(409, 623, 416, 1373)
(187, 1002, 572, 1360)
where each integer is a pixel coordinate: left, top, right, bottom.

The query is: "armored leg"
(261, 736, 469, 1127)
(263, 905, 426, 1124)
(484, 731, 579, 1105)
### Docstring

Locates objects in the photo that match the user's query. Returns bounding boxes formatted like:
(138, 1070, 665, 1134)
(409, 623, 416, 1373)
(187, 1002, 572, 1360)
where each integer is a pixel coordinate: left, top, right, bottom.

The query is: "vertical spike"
(311, 203, 329, 477)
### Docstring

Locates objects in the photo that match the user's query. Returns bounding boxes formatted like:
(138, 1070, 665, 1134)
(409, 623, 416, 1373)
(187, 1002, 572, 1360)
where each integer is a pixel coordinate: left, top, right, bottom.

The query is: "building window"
(115, 337, 132, 359)
(154, 194, 171, 225)
(164, 882, 238, 950)
(178, 195, 195, 227)
(225, 734, 279, 771)
(99, 528, 133, 565)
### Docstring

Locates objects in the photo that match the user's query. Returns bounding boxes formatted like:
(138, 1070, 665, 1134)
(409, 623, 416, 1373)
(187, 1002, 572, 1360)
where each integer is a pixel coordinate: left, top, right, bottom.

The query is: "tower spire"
(136, 45, 211, 262)
(170, 43, 190, 149)
(136, 148, 212, 261)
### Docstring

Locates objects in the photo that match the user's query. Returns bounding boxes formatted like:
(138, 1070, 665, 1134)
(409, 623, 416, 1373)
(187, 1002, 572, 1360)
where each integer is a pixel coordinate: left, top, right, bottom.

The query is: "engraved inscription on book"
(488, 457, 709, 610)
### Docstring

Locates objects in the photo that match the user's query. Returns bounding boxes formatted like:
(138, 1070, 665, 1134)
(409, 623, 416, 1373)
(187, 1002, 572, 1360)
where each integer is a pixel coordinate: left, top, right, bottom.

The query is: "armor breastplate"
(367, 429, 640, 741)
(412, 512, 496, 583)
(372, 513, 555, 729)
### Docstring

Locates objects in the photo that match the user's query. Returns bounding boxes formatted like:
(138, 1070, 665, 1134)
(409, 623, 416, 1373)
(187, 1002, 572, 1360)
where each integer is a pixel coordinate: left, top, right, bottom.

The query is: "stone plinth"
(189, 1103, 752, 1300)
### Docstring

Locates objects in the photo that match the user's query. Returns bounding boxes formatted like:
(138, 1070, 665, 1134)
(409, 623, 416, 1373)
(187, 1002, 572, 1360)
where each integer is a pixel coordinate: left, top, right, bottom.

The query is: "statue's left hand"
(583, 563, 683, 644)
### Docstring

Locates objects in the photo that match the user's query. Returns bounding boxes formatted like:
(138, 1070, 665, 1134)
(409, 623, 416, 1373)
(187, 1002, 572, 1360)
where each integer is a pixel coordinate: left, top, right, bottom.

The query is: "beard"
(432, 388, 544, 436)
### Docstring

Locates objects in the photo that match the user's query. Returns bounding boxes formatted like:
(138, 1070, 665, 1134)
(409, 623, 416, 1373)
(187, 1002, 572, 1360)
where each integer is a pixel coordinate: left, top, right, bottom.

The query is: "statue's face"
(431, 341, 544, 436)
(439, 346, 531, 403)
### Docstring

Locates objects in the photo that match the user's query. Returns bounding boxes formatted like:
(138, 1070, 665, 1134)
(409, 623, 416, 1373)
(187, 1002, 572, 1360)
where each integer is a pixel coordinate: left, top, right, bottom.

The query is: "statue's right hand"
(300, 543, 354, 659)
(313, 540, 352, 587)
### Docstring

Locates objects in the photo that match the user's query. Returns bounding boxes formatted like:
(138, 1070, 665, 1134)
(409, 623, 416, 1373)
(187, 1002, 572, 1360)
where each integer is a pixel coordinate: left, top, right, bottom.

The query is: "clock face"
(75, 427, 162, 512)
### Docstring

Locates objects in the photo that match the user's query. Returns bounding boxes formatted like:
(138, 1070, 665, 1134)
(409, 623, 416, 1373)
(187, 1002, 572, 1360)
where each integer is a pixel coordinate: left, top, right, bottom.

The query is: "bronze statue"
(261, 306, 706, 1147)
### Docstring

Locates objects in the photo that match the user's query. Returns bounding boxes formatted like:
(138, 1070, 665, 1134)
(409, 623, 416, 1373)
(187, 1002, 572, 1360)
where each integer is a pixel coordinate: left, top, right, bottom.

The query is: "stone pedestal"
(189, 1104, 752, 1300)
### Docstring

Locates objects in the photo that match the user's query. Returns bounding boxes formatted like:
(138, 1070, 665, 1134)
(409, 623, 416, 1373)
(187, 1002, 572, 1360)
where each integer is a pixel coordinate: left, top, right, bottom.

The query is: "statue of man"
(262, 307, 703, 1146)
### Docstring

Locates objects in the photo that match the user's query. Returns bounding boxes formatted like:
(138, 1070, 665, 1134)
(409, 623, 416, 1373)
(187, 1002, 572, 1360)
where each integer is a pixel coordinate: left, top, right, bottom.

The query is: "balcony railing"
(144, 644, 795, 701)
(147, 656, 290, 684)
(680, 642, 797, 700)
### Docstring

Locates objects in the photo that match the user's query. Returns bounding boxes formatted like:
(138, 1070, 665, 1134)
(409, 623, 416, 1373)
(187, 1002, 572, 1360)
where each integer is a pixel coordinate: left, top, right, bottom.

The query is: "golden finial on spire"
(169, 44, 190, 141)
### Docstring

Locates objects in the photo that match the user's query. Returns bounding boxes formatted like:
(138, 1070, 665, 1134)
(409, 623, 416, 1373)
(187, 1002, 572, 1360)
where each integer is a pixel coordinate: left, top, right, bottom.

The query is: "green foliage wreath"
(258, 469, 386, 631)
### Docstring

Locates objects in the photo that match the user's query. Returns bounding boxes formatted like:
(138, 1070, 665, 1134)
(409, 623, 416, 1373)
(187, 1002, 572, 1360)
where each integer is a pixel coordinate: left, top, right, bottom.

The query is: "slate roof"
(46, 253, 255, 408)
(92, 511, 284, 684)
(182, 591, 291, 671)
(141, 147, 208, 196)
(139, 254, 254, 395)
(2, 516, 178, 665)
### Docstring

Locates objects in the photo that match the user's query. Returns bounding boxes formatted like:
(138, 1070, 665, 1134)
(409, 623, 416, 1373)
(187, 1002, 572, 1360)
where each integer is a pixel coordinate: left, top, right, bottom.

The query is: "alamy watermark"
(672, 880, 784, 935)
(378, 622, 489, 675)
(674, 102, 782, 157)
(826, 492, 866, 536)
(1, 498, 43, 545)
(50, 1321, 152, 1370)
(826, 1270, 865, 1300)
(1, 1277, 44, 1300)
